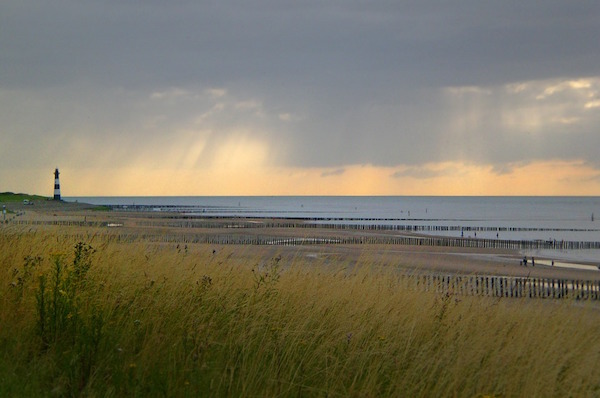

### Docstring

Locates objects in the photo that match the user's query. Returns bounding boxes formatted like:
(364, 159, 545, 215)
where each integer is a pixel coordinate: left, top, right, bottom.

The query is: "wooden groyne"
(133, 217, 600, 235)
(7, 218, 600, 251)
(10, 220, 106, 227)
(129, 219, 600, 250)
(406, 273, 600, 301)
(85, 231, 600, 251)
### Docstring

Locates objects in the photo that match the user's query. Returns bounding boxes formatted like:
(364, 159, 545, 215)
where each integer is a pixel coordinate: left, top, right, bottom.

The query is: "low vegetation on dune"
(1, 231, 600, 397)
(0, 192, 48, 203)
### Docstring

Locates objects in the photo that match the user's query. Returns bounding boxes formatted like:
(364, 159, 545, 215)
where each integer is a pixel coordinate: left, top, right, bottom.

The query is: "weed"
(251, 254, 282, 294)
(10, 255, 43, 301)
(33, 242, 102, 393)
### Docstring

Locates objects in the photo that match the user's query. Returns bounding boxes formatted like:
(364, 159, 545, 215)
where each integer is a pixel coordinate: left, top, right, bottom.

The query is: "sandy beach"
(3, 198, 600, 281)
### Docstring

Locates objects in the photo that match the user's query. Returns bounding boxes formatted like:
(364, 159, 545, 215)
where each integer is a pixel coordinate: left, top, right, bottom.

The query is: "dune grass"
(1, 231, 600, 397)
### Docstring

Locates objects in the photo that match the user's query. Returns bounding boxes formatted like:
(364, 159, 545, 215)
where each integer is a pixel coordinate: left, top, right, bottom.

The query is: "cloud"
(278, 113, 293, 122)
(535, 79, 594, 100)
(392, 164, 465, 180)
(321, 168, 346, 177)
(206, 88, 227, 99)
(438, 77, 600, 167)
(3, 1, 599, 91)
(150, 88, 190, 101)
(2, 1, 600, 195)
(585, 100, 600, 109)
(393, 168, 446, 180)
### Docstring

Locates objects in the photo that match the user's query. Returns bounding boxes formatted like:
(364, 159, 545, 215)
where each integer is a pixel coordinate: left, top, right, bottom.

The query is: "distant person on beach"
(523, 256, 528, 266)
(532, 257, 535, 267)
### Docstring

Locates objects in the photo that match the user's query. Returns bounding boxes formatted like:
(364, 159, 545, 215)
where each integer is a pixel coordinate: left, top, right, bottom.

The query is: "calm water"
(67, 196, 600, 242)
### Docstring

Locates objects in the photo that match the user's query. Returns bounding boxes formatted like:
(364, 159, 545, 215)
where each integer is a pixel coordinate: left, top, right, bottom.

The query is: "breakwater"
(134, 217, 600, 234)
(8, 218, 600, 251)
(407, 273, 600, 300)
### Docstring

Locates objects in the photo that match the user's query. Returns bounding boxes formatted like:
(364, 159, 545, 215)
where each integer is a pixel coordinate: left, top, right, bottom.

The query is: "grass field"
(1, 231, 600, 397)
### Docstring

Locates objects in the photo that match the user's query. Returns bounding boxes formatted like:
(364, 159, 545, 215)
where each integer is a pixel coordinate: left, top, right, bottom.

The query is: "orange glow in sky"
(4, 160, 599, 197)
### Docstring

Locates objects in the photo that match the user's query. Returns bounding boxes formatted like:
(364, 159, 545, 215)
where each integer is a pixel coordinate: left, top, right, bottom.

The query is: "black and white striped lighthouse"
(53, 168, 61, 200)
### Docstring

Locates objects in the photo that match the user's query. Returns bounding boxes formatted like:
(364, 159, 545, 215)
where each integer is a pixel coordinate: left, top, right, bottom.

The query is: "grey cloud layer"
(4, 1, 598, 88)
(1, 1, 599, 173)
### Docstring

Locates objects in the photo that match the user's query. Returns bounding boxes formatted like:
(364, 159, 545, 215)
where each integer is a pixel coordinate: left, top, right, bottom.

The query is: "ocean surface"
(67, 196, 600, 243)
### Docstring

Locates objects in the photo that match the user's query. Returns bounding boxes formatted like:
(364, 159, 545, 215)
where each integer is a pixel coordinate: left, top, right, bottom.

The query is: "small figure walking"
(531, 257, 535, 267)
(523, 256, 528, 267)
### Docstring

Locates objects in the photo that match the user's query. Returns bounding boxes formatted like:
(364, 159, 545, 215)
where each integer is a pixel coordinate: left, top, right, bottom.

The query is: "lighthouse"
(53, 168, 61, 200)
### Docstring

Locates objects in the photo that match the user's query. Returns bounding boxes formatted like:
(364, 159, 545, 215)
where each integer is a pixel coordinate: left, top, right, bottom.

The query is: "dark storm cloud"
(3, 1, 598, 89)
(1, 0, 600, 172)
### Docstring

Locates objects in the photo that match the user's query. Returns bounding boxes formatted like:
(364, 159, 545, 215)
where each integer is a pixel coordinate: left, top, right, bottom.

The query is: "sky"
(1, 1, 600, 196)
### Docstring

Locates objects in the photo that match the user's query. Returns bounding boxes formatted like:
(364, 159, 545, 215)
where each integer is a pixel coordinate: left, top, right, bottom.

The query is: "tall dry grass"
(1, 230, 600, 397)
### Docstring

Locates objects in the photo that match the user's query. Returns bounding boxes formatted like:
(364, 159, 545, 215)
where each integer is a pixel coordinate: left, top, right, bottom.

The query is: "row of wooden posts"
(406, 273, 600, 300)
(135, 219, 600, 249)
(8, 218, 600, 250)
(137, 218, 599, 234)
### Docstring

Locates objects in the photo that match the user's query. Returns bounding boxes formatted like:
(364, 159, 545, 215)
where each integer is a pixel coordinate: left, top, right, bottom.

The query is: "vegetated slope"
(0, 192, 48, 202)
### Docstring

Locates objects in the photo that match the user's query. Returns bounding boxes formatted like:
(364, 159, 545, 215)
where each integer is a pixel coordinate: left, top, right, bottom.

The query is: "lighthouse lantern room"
(53, 168, 61, 200)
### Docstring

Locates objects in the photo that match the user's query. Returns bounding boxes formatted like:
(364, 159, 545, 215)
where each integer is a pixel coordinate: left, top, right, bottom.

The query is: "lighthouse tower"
(53, 168, 61, 200)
